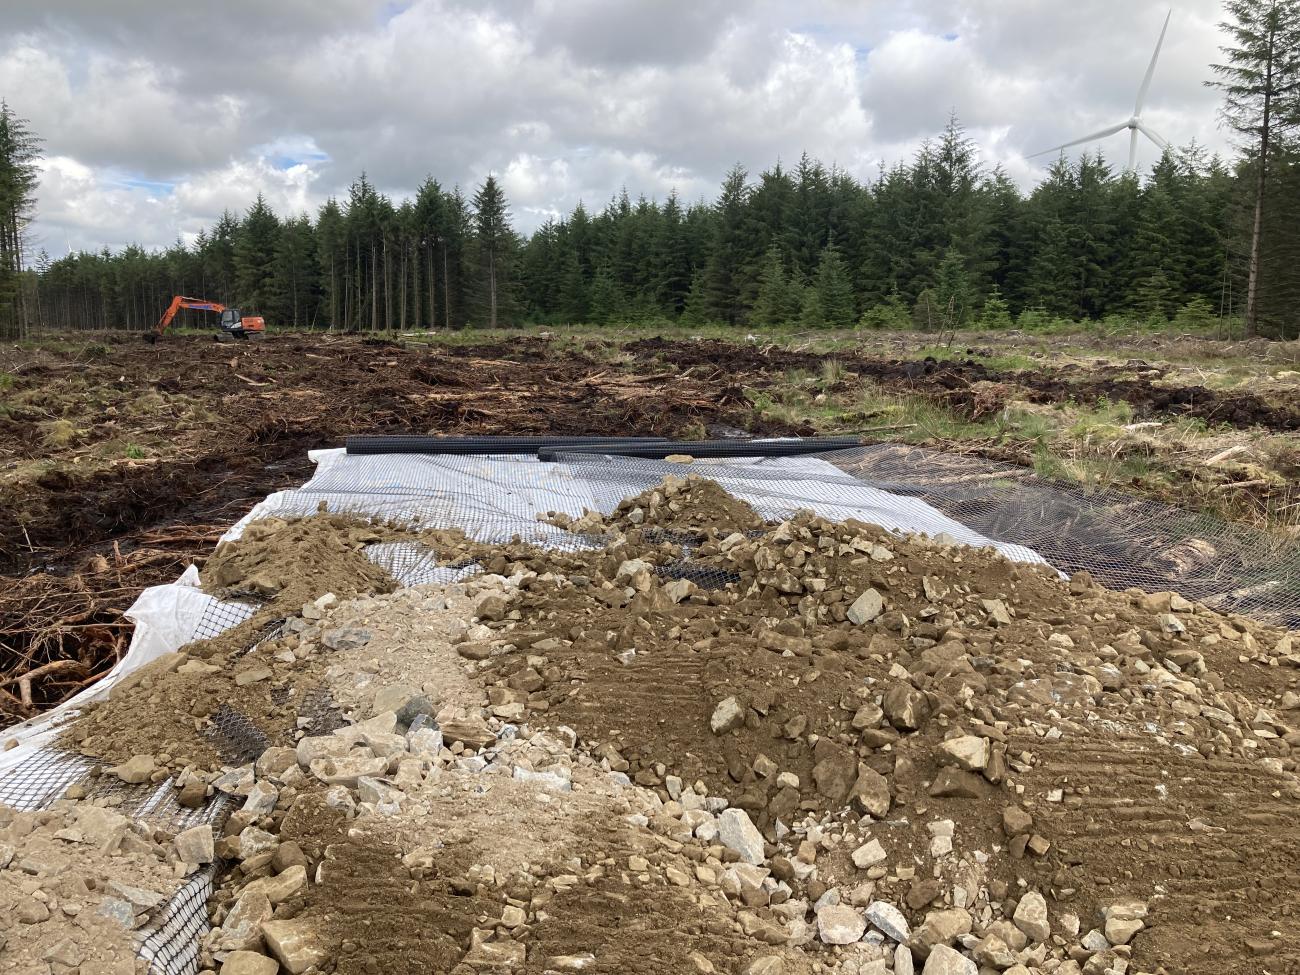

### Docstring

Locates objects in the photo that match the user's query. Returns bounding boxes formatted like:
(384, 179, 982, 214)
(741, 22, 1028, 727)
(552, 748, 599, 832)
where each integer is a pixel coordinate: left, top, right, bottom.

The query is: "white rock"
(242, 780, 279, 816)
(513, 766, 572, 792)
(936, 736, 989, 772)
(865, 900, 910, 942)
(847, 588, 885, 624)
(851, 838, 887, 869)
(174, 824, 215, 865)
(816, 904, 866, 945)
(1012, 890, 1050, 943)
(922, 944, 977, 975)
(716, 808, 765, 865)
(710, 697, 746, 734)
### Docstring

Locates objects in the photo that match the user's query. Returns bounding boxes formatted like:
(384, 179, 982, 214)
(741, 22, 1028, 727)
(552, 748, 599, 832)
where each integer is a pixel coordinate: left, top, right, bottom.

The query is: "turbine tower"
(1032, 9, 1171, 172)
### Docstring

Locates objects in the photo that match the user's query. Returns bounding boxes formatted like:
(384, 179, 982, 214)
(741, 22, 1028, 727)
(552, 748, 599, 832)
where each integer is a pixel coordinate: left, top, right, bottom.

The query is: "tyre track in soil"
(1017, 728, 1300, 974)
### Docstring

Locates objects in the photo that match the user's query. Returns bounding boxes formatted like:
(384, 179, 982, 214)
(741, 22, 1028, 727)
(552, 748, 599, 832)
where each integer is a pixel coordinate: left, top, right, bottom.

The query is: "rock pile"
(12, 477, 1298, 974)
(0, 799, 191, 974)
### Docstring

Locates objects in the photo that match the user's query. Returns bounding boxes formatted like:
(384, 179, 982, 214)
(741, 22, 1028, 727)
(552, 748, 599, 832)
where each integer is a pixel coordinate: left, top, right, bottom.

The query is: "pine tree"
(470, 175, 516, 327)
(750, 245, 800, 327)
(0, 102, 41, 337)
(275, 214, 317, 328)
(315, 199, 346, 328)
(978, 286, 1013, 329)
(1133, 269, 1175, 324)
(586, 261, 621, 325)
(934, 248, 972, 326)
(234, 194, 281, 317)
(809, 243, 855, 328)
(680, 266, 711, 326)
(1207, 0, 1300, 335)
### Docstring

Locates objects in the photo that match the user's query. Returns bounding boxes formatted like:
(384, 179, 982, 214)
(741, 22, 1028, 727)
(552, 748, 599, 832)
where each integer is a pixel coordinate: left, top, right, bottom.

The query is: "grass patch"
(40, 419, 77, 447)
(820, 359, 845, 388)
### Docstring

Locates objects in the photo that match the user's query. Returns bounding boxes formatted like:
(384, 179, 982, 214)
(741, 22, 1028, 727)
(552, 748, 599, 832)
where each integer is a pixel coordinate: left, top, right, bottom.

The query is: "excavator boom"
(155, 296, 226, 335)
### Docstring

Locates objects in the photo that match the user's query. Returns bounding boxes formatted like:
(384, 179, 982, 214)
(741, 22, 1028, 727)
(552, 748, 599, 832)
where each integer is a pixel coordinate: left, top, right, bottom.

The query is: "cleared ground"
(1, 327, 1297, 721)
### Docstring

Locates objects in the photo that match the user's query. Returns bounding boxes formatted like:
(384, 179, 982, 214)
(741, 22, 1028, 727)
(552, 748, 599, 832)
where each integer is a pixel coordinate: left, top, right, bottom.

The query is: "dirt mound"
(63, 515, 405, 771)
(550, 473, 769, 540)
(427, 479, 1298, 974)
(202, 514, 398, 603)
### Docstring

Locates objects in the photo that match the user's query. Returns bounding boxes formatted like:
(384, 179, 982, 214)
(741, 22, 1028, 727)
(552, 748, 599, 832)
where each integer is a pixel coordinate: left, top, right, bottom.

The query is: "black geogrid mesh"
(138, 858, 228, 975)
(298, 684, 348, 736)
(823, 444, 1300, 629)
(204, 704, 271, 764)
(656, 559, 741, 589)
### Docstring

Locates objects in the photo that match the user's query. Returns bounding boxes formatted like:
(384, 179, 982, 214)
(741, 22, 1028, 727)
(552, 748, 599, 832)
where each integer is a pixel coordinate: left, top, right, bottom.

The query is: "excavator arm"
(154, 296, 226, 336)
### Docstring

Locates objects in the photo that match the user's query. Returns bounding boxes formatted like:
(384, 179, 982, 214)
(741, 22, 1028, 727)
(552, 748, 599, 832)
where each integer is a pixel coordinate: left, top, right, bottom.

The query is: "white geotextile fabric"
(0, 448, 1046, 778)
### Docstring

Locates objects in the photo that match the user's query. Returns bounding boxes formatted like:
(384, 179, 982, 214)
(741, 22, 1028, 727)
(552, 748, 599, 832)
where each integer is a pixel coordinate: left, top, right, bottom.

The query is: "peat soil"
(0, 334, 788, 722)
(618, 336, 1300, 432)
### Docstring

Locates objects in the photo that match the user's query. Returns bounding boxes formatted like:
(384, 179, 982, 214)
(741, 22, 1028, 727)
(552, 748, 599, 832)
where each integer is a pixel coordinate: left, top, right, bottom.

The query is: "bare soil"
(47, 477, 1300, 974)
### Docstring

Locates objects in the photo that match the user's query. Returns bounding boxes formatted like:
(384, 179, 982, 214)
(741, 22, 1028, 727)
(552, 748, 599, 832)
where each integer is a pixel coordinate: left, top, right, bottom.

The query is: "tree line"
(5, 0, 1298, 339)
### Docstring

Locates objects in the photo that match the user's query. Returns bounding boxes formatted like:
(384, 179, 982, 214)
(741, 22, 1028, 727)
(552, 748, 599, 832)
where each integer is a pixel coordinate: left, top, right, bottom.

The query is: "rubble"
(17, 478, 1300, 975)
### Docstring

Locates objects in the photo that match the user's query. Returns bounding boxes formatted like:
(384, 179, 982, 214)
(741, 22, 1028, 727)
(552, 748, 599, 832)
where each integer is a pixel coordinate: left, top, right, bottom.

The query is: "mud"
(4, 330, 1295, 725)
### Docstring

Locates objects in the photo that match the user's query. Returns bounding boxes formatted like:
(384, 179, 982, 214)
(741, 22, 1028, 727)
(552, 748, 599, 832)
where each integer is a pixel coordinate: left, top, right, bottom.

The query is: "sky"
(0, 0, 1235, 256)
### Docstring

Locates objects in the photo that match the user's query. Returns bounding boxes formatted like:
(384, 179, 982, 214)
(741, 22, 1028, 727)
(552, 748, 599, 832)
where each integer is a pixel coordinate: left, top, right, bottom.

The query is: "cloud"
(0, 0, 1238, 254)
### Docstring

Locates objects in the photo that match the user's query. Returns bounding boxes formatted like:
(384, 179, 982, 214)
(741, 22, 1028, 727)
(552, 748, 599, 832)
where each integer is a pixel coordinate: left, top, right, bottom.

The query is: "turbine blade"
(1030, 122, 1130, 157)
(1134, 9, 1171, 116)
(1137, 121, 1169, 148)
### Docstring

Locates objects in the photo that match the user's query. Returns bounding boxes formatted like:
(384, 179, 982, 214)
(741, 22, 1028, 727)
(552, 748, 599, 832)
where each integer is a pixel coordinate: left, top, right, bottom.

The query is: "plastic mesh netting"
(820, 444, 1300, 629)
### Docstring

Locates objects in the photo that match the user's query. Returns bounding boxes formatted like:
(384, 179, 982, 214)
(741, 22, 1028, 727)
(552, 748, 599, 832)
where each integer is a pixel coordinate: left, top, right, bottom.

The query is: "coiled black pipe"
(346, 435, 671, 455)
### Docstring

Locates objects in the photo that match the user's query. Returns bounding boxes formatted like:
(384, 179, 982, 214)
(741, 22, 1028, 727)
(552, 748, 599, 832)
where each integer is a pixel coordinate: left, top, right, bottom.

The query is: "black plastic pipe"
(536, 437, 862, 461)
(346, 435, 671, 455)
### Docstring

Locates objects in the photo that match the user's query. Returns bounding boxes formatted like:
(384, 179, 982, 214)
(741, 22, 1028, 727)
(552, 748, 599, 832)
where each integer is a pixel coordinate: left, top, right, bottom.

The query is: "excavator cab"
(223, 307, 267, 341)
(216, 308, 247, 341)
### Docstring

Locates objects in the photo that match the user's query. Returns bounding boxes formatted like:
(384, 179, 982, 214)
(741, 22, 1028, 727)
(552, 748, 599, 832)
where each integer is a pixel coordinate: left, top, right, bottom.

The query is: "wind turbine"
(1032, 9, 1171, 173)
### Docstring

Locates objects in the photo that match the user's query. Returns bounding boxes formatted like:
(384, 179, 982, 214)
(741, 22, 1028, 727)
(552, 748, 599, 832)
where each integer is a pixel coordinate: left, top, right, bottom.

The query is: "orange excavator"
(148, 296, 267, 343)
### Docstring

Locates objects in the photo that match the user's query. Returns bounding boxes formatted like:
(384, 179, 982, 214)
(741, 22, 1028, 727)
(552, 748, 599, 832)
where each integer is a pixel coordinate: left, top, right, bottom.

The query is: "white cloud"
(0, 0, 1240, 254)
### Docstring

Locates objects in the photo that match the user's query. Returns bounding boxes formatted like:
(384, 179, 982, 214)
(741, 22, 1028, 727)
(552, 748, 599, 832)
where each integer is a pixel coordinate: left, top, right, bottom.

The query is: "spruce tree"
(934, 248, 972, 326)
(470, 175, 515, 328)
(978, 286, 1013, 329)
(315, 200, 346, 328)
(234, 194, 281, 316)
(810, 243, 855, 328)
(751, 245, 800, 327)
(586, 261, 621, 325)
(1207, 0, 1300, 335)
(0, 101, 40, 338)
